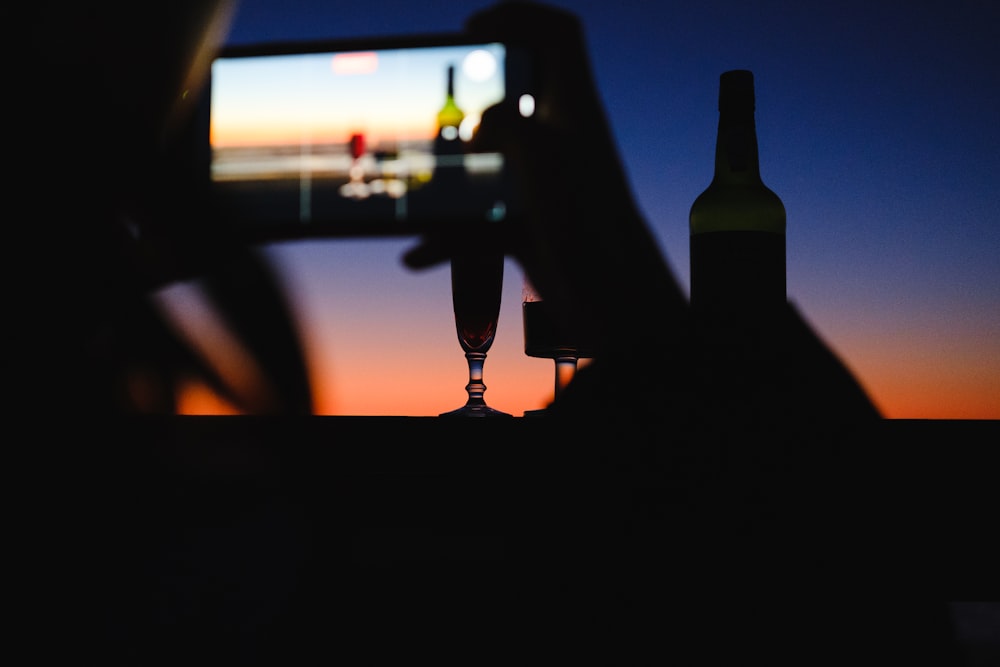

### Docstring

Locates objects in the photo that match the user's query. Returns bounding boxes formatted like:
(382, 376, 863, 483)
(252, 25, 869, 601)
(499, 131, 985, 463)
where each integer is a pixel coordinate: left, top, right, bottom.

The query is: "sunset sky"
(164, 0, 1000, 420)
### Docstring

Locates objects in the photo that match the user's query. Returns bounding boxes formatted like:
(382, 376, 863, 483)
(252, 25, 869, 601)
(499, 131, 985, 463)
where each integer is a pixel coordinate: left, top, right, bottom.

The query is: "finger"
(465, 2, 596, 129)
(401, 220, 521, 270)
(401, 238, 452, 270)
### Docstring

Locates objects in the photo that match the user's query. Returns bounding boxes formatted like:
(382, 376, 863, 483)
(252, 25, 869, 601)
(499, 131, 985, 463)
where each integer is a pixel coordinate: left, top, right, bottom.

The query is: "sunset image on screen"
(210, 44, 505, 170)
(208, 43, 507, 228)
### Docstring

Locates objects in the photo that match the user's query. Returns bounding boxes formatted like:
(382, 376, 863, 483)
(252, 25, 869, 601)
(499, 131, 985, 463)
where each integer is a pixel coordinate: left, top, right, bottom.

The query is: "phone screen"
(208, 39, 524, 238)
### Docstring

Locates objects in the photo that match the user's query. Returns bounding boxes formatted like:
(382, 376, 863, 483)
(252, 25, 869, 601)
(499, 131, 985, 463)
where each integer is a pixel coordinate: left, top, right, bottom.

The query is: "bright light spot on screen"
(459, 114, 479, 141)
(519, 94, 535, 117)
(463, 49, 497, 82)
(331, 51, 379, 75)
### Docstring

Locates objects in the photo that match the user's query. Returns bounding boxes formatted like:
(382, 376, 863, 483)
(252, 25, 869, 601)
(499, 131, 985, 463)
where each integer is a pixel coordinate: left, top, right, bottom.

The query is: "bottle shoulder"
(437, 103, 464, 126)
(689, 180, 786, 234)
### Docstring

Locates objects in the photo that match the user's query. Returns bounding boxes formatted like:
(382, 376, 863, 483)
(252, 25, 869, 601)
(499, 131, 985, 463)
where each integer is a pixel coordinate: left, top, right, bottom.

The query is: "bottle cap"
(719, 70, 755, 111)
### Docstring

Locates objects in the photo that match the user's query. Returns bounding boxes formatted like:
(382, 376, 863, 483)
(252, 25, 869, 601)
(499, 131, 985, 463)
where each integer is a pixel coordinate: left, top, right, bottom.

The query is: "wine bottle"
(426, 63, 468, 202)
(436, 65, 465, 143)
(689, 70, 786, 324)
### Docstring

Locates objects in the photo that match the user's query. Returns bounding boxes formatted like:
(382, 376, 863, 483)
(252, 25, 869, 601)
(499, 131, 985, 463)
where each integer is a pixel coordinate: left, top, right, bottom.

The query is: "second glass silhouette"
(522, 279, 595, 413)
(440, 250, 511, 417)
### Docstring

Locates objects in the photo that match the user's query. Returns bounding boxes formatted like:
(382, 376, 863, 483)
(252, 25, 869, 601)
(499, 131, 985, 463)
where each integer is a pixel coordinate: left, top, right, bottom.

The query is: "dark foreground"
(45, 417, 999, 664)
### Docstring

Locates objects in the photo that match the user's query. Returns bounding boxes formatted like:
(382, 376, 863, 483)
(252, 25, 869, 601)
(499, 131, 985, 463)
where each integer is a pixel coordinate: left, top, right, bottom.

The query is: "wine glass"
(522, 279, 594, 415)
(440, 250, 512, 417)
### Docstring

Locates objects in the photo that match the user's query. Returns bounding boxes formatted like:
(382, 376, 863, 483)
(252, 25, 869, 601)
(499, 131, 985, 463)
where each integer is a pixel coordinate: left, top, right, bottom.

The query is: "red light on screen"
(331, 51, 379, 75)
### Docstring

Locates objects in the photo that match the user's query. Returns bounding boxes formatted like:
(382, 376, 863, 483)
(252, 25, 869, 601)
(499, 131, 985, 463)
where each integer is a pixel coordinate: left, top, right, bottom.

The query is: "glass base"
(439, 404, 512, 417)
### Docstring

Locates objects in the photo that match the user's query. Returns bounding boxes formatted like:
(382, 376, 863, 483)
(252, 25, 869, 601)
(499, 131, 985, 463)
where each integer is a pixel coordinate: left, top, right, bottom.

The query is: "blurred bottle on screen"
(689, 70, 786, 326)
(436, 64, 466, 145)
(427, 63, 468, 201)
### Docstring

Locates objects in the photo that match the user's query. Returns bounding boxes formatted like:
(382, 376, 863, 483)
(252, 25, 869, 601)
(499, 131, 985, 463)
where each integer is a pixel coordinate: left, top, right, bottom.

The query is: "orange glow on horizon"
(176, 377, 244, 415)
(805, 317, 1000, 420)
(175, 365, 555, 416)
(210, 119, 437, 149)
(164, 247, 999, 421)
(177, 373, 1000, 419)
(174, 345, 999, 420)
(848, 356, 1000, 420)
(176, 368, 998, 419)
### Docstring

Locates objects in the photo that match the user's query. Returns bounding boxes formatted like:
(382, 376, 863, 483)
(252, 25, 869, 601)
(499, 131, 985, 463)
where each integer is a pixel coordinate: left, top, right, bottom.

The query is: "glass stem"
(553, 355, 578, 398)
(464, 351, 489, 407)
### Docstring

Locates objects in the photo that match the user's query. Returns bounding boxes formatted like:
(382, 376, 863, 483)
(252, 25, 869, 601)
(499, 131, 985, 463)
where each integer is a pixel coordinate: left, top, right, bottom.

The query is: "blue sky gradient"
(185, 0, 1000, 418)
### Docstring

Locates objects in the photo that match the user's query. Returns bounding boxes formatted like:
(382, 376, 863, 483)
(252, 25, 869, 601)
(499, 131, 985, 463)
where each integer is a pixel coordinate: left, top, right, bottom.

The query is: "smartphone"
(200, 34, 534, 240)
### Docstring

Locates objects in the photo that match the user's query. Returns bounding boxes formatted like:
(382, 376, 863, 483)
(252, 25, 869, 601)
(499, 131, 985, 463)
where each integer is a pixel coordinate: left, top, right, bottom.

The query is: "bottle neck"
(713, 107, 762, 184)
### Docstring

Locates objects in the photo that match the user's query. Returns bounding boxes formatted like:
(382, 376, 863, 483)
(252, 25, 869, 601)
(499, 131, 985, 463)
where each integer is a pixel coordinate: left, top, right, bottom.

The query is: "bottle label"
(690, 230, 786, 318)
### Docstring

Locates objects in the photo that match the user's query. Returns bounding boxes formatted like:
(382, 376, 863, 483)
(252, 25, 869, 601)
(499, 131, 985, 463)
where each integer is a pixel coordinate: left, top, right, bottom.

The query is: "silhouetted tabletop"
(89, 415, 999, 570)
(66, 416, 999, 662)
